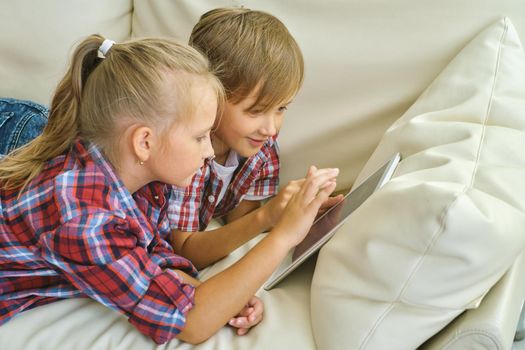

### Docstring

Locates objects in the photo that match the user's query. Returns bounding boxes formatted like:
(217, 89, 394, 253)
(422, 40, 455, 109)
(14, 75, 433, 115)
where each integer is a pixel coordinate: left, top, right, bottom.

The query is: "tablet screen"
(292, 160, 388, 260)
(264, 153, 400, 290)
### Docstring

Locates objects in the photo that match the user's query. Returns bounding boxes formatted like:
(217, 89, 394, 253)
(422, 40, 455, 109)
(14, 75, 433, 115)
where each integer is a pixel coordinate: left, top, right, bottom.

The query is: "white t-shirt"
(212, 150, 271, 205)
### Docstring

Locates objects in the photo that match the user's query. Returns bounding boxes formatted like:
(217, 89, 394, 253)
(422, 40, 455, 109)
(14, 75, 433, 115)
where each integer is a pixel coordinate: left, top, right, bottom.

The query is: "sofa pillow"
(311, 17, 525, 350)
(0, 98, 48, 155)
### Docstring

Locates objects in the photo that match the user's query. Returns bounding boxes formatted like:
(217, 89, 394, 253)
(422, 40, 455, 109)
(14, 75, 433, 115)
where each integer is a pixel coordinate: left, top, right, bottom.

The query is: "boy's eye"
(196, 135, 208, 143)
(248, 110, 264, 116)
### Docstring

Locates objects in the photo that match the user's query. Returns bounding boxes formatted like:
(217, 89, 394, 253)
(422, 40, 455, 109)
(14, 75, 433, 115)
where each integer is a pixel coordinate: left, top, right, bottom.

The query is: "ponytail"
(0, 35, 104, 191)
(0, 34, 223, 193)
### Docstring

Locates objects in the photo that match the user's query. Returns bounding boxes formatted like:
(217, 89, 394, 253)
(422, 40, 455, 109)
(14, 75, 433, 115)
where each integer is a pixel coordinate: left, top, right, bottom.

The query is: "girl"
(170, 7, 343, 270)
(0, 35, 339, 344)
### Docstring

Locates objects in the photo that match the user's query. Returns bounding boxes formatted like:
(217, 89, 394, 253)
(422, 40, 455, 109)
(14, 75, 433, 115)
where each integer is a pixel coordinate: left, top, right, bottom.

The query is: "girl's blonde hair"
(189, 7, 304, 112)
(0, 34, 223, 191)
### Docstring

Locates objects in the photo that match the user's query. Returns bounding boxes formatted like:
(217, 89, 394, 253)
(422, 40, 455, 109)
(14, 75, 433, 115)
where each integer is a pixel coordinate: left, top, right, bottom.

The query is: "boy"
(169, 7, 341, 270)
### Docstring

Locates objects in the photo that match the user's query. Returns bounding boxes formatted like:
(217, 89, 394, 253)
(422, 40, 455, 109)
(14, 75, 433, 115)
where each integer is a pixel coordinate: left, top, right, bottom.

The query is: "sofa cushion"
(0, 230, 317, 350)
(311, 17, 525, 350)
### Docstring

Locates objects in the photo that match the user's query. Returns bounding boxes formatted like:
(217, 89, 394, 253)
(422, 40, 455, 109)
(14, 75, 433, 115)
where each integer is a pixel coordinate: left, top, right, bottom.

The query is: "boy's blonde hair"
(0, 34, 223, 191)
(189, 7, 304, 112)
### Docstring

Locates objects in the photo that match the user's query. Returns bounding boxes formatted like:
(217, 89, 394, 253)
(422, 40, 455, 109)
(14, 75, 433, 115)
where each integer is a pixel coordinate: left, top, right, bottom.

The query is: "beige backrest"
(132, 0, 525, 187)
(1, 0, 524, 187)
(0, 0, 132, 105)
(0, 0, 525, 188)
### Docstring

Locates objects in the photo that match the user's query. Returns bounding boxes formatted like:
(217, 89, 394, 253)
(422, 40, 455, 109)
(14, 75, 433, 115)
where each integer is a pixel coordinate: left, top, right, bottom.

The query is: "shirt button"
(208, 195, 215, 204)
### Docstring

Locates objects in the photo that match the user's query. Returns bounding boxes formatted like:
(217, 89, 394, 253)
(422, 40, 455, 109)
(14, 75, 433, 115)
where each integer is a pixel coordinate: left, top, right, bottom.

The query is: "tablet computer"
(264, 153, 401, 290)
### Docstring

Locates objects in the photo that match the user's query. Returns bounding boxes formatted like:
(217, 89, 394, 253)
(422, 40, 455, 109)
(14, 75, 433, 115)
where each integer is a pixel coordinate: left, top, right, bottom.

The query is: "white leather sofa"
(1, 1, 525, 349)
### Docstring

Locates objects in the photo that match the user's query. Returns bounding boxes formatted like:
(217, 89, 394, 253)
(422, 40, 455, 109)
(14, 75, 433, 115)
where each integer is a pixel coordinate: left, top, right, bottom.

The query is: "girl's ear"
(131, 126, 155, 163)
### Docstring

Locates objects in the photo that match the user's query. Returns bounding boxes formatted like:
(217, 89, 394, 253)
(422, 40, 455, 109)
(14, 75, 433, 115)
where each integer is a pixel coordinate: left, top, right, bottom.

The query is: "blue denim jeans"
(0, 98, 48, 155)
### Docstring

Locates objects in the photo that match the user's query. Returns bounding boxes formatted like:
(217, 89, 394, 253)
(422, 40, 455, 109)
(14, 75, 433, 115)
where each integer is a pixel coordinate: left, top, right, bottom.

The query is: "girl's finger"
(306, 167, 339, 180)
(247, 299, 264, 325)
(301, 171, 338, 202)
(237, 306, 254, 317)
(305, 169, 339, 190)
(250, 308, 264, 324)
(250, 298, 264, 319)
(318, 180, 337, 193)
(234, 314, 263, 336)
(291, 168, 337, 202)
(237, 327, 249, 336)
(311, 181, 337, 209)
(290, 178, 305, 187)
(229, 316, 249, 327)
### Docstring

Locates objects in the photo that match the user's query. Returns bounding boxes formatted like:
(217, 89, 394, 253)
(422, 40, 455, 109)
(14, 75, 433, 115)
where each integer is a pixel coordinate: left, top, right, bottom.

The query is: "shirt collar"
(72, 140, 167, 207)
(212, 149, 240, 171)
(242, 136, 275, 164)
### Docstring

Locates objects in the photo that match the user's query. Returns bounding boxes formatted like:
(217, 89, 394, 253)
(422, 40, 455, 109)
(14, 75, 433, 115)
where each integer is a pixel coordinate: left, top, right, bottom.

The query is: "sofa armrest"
(421, 251, 525, 349)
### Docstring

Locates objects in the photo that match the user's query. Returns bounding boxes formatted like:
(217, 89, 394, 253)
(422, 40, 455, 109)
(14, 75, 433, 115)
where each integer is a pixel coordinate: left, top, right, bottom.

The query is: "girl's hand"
(228, 296, 264, 336)
(316, 193, 344, 219)
(264, 167, 341, 228)
(273, 166, 339, 247)
(264, 178, 305, 228)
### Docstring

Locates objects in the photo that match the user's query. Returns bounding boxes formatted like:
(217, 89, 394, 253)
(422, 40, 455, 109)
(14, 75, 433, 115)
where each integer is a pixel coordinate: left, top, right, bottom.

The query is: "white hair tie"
(98, 39, 115, 57)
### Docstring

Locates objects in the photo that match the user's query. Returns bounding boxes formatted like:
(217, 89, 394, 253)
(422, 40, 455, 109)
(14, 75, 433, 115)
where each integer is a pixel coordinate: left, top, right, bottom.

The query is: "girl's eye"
(278, 106, 288, 113)
(196, 135, 207, 143)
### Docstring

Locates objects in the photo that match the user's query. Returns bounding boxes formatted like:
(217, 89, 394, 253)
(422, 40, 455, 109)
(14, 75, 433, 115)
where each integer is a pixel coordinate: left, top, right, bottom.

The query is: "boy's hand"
(228, 296, 264, 336)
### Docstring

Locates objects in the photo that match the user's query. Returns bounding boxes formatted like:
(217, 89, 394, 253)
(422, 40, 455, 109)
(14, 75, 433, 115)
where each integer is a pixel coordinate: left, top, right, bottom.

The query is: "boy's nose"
(261, 113, 278, 136)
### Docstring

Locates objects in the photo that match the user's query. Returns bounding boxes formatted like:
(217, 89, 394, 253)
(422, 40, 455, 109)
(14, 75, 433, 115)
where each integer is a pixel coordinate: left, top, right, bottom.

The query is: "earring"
(139, 160, 144, 165)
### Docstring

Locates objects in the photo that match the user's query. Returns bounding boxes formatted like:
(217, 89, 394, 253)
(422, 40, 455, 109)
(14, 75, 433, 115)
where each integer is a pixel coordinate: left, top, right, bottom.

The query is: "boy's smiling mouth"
(247, 137, 267, 147)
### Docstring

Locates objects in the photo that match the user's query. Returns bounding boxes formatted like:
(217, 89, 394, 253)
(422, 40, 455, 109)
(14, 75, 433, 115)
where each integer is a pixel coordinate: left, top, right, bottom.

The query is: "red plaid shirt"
(168, 136, 280, 231)
(0, 140, 197, 344)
